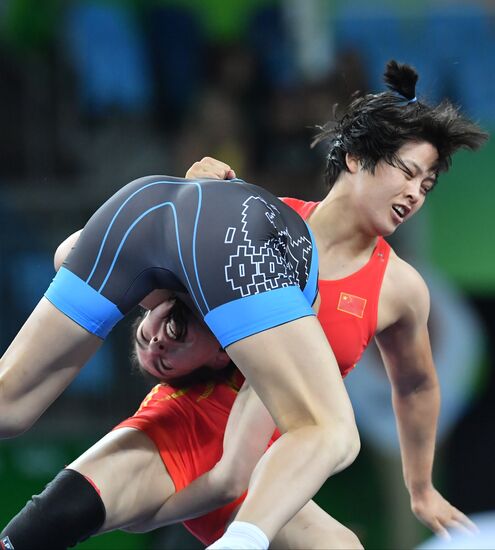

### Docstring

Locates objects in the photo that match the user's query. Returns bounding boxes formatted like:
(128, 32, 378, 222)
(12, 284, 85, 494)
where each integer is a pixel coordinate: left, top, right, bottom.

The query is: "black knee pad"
(1, 468, 106, 550)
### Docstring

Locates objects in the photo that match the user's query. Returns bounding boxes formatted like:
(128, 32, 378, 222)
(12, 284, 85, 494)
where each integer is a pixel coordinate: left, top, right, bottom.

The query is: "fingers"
(431, 519, 451, 540)
(412, 492, 478, 541)
(451, 507, 479, 533)
(444, 519, 473, 536)
(185, 157, 236, 180)
(435, 508, 478, 539)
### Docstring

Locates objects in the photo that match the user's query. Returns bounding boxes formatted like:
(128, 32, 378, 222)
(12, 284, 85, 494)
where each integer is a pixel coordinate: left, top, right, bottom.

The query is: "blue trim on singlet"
(303, 223, 319, 305)
(85, 178, 209, 314)
(45, 267, 123, 339)
(204, 286, 315, 348)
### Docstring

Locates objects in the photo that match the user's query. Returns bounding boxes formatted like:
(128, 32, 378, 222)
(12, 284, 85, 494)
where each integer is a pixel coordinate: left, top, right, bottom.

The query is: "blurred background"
(0, 0, 494, 548)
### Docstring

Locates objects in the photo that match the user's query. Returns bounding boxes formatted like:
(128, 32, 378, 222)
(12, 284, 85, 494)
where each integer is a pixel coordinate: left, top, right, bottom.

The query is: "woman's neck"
(308, 190, 378, 256)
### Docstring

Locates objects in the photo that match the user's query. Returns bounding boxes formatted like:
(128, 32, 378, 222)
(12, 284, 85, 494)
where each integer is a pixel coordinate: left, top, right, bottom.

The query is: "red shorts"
(115, 372, 247, 545)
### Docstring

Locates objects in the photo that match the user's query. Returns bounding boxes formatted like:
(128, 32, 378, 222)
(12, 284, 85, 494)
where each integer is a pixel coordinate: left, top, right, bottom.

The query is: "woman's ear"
(345, 153, 360, 174)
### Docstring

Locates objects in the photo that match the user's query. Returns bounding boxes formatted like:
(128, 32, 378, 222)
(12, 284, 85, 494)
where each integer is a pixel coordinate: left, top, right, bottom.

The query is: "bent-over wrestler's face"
(135, 298, 229, 380)
(349, 140, 438, 236)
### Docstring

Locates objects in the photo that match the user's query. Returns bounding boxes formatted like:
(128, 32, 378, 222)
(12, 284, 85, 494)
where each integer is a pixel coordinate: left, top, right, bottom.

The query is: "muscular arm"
(128, 382, 276, 531)
(375, 270, 440, 496)
(376, 262, 474, 537)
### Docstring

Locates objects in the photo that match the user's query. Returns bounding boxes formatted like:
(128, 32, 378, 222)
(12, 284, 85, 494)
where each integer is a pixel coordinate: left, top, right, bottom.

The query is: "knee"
(320, 417, 361, 473)
(340, 419, 361, 469)
(275, 512, 364, 550)
(334, 526, 364, 550)
(0, 406, 32, 439)
(0, 386, 43, 438)
(306, 526, 363, 550)
(305, 520, 363, 550)
(0, 469, 105, 549)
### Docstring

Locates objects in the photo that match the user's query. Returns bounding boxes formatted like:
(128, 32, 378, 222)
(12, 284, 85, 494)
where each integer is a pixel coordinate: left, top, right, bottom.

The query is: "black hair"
(313, 60, 488, 189)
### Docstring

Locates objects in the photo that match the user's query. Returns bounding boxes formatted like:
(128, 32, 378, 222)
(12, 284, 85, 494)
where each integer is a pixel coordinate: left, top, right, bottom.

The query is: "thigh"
(225, 316, 358, 536)
(271, 500, 362, 550)
(69, 427, 176, 532)
(227, 315, 354, 433)
(0, 298, 102, 437)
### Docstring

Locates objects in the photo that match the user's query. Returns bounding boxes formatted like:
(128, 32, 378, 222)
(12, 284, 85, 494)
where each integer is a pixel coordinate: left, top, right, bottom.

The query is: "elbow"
(392, 368, 439, 399)
(394, 379, 439, 401)
(221, 478, 248, 503)
(217, 475, 248, 504)
(211, 461, 249, 503)
(216, 484, 246, 505)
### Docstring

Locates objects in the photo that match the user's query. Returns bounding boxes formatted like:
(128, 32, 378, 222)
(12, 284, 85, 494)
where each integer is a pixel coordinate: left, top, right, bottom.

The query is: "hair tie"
(394, 92, 417, 106)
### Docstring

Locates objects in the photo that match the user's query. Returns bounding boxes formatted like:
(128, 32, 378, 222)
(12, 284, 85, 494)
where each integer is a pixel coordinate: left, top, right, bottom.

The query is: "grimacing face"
(134, 298, 229, 380)
(349, 140, 439, 237)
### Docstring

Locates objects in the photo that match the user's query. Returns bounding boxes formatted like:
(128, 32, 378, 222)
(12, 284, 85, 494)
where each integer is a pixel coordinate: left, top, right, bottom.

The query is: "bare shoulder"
(380, 249, 430, 326)
(386, 250, 429, 295)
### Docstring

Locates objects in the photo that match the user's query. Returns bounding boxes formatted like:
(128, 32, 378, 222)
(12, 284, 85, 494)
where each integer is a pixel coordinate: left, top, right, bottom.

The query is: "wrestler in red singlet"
(282, 198, 391, 378)
(116, 197, 391, 545)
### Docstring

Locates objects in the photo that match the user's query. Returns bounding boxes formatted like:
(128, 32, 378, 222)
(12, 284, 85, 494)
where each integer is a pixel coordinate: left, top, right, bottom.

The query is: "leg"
(0, 428, 176, 549)
(0, 298, 102, 437)
(219, 316, 360, 544)
(271, 501, 363, 550)
(69, 427, 176, 532)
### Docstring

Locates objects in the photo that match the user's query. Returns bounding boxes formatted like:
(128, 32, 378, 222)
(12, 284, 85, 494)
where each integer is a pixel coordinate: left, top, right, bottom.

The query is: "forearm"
(392, 378, 440, 495)
(132, 433, 272, 531)
(133, 385, 276, 531)
(132, 468, 237, 531)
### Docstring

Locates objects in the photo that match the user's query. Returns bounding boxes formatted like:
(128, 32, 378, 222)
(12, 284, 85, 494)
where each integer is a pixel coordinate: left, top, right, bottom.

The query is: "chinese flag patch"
(337, 292, 367, 318)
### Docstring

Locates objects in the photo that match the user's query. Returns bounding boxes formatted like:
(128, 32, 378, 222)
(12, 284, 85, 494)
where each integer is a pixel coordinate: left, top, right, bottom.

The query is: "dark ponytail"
(384, 60, 418, 101)
(313, 59, 488, 189)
